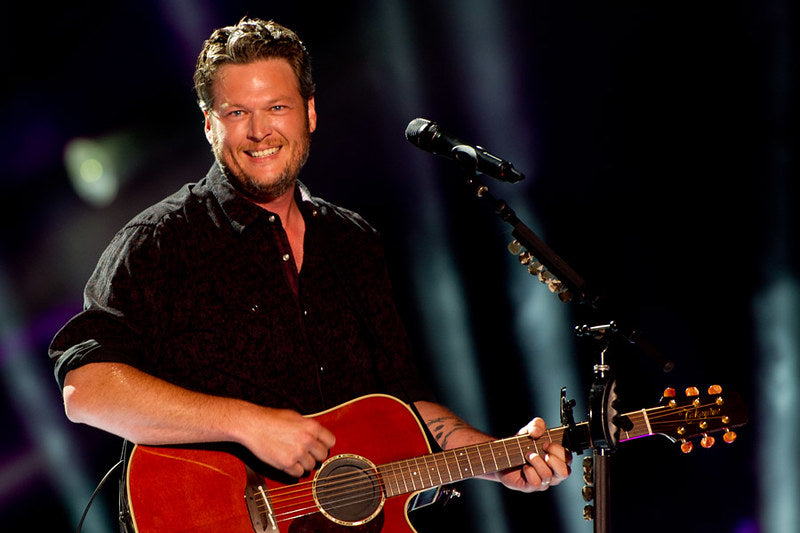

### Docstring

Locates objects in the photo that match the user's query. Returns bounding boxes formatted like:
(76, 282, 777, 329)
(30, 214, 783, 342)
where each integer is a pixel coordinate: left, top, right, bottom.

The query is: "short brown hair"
(193, 18, 315, 111)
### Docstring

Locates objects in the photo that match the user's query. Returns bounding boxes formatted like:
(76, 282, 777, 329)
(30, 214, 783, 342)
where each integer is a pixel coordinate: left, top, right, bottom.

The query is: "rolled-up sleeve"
(49, 221, 171, 388)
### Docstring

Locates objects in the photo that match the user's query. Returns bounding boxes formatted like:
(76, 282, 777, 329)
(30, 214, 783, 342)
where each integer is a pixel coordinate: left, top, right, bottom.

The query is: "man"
(50, 17, 570, 526)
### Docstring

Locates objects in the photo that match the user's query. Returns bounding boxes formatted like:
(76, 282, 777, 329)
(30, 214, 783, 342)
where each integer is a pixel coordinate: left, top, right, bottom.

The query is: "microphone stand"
(448, 147, 673, 532)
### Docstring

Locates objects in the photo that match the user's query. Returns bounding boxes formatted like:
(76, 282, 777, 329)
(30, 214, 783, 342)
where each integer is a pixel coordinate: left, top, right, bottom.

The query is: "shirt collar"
(206, 162, 322, 233)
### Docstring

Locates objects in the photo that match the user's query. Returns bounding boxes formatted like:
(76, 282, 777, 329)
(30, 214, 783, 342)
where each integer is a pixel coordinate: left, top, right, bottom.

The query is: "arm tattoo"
(426, 415, 468, 450)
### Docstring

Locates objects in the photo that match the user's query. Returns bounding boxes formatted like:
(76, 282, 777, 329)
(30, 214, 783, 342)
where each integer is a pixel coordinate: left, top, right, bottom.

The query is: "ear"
(203, 110, 214, 145)
(307, 97, 317, 133)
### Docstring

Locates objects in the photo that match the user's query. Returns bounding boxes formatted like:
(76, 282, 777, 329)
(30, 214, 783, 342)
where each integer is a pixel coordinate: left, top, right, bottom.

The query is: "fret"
(421, 454, 438, 488)
(378, 464, 400, 498)
(499, 440, 512, 470)
(476, 444, 487, 475)
(410, 457, 422, 490)
(433, 454, 444, 485)
(489, 441, 500, 471)
(454, 448, 471, 479)
(400, 462, 410, 493)
(514, 437, 525, 464)
(521, 437, 535, 458)
(441, 449, 454, 482)
(623, 409, 652, 440)
(641, 409, 653, 436)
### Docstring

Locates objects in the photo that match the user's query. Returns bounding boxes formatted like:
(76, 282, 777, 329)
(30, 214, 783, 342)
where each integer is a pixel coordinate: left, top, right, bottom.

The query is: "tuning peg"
(527, 260, 545, 275)
(537, 269, 553, 284)
(708, 384, 723, 395)
(723, 430, 738, 444)
(701, 434, 716, 448)
(685, 386, 700, 397)
(582, 457, 593, 485)
(583, 505, 594, 521)
(546, 276, 564, 293)
(663, 387, 676, 398)
(518, 251, 534, 265)
(581, 485, 594, 502)
(680, 440, 694, 454)
(557, 290, 573, 303)
(508, 240, 523, 255)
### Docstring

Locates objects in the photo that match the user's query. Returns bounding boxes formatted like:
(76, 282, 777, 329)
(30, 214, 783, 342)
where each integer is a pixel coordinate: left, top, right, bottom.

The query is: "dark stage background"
(1, 1, 796, 532)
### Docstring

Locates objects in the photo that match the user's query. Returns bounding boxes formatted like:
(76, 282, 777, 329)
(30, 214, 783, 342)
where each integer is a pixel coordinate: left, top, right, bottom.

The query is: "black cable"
(75, 458, 124, 533)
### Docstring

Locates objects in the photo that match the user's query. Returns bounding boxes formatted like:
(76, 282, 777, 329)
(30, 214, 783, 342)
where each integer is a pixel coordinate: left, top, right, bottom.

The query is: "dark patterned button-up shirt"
(49, 163, 433, 414)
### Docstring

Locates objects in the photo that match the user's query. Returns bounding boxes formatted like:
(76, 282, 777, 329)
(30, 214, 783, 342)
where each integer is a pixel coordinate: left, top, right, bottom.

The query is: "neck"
(252, 187, 300, 227)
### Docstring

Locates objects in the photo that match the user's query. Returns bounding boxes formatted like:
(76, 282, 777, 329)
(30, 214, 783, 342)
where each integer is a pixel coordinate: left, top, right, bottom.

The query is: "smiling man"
(204, 59, 316, 202)
(49, 17, 570, 530)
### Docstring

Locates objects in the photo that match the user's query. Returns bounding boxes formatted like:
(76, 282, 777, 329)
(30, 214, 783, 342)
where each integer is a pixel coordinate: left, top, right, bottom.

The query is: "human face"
(204, 59, 317, 204)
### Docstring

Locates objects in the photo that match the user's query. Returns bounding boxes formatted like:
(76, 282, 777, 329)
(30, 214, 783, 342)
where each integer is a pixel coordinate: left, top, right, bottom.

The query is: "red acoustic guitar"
(124, 387, 746, 532)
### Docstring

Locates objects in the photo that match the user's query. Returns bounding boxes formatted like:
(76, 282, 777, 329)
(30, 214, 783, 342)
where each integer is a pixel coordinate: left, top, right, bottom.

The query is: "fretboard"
(377, 425, 572, 498)
(378, 406, 657, 498)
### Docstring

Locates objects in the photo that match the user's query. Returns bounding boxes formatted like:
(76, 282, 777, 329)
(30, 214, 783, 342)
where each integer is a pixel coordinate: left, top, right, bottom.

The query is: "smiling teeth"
(249, 146, 280, 157)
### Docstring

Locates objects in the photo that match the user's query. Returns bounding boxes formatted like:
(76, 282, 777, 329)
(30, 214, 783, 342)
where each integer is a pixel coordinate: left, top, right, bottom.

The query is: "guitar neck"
(379, 406, 663, 498)
(378, 422, 577, 498)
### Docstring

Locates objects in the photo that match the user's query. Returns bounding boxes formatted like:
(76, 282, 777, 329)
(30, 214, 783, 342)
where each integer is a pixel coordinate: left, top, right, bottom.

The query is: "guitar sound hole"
(313, 455, 384, 525)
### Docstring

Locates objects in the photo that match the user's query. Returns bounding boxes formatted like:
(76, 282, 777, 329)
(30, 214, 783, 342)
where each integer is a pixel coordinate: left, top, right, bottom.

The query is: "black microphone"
(405, 118, 524, 183)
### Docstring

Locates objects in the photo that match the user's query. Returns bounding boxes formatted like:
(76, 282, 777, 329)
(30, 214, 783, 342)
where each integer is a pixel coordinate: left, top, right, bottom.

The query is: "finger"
(542, 441, 572, 464)
(285, 462, 305, 478)
(517, 417, 546, 438)
(544, 452, 571, 482)
(308, 438, 332, 463)
(521, 464, 550, 491)
(542, 443, 573, 480)
(318, 426, 336, 449)
(526, 452, 553, 486)
(294, 451, 313, 472)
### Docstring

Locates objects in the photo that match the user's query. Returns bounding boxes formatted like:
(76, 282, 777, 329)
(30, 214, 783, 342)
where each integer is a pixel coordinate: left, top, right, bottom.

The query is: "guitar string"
(265, 432, 553, 521)
(268, 431, 549, 505)
(264, 401, 729, 521)
(618, 400, 733, 435)
(267, 445, 524, 517)
(269, 429, 571, 523)
(639, 400, 731, 425)
(267, 439, 537, 520)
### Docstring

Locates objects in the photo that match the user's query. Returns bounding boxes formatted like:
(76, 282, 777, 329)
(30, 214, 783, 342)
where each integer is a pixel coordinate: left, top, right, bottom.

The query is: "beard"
(213, 131, 312, 204)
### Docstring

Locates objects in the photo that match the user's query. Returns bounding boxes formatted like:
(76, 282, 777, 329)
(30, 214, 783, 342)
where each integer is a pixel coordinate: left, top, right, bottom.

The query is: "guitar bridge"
(245, 468, 278, 532)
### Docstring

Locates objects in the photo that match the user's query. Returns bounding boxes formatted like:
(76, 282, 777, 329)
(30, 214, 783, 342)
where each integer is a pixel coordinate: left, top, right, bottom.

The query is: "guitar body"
(125, 394, 433, 533)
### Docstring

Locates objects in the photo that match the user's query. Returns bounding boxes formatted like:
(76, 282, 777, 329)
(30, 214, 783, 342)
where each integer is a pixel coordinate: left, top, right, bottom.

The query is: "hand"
(240, 407, 336, 478)
(496, 417, 572, 493)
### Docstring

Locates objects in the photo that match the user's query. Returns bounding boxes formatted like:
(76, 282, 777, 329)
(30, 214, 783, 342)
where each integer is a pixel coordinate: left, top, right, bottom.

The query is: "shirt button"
(268, 215, 276, 223)
(282, 253, 291, 262)
(250, 303, 261, 313)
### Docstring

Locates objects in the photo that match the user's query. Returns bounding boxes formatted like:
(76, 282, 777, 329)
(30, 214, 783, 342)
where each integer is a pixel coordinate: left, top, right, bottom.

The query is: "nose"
(248, 111, 273, 141)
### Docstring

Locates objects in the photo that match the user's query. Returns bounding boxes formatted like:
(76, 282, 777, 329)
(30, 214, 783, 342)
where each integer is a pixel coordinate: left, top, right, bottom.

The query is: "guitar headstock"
(652, 385, 748, 453)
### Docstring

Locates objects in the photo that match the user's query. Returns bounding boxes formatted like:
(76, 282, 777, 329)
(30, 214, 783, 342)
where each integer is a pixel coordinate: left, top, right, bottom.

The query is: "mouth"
(246, 146, 281, 158)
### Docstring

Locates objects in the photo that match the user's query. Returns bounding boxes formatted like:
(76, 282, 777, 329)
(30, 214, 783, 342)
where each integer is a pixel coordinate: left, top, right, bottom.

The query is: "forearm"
(413, 400, 494, 450)
(63, 362, 258, 447)
(63, 362, 336, 477)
